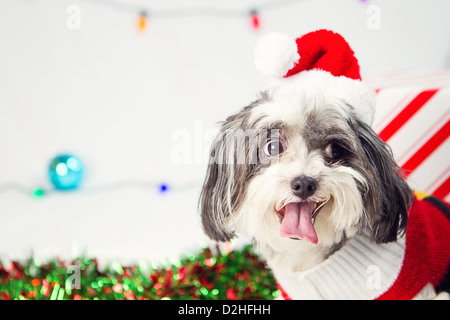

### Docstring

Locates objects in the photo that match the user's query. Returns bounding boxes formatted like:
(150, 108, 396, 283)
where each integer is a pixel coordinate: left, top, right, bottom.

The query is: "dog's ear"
(353, 118, 413, 243)
(199, 132, 237, 242)
(199, 97, 269, 242)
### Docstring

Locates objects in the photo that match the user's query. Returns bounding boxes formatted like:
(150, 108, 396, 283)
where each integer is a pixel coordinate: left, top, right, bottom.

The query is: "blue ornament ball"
(48, 154, 84, 190)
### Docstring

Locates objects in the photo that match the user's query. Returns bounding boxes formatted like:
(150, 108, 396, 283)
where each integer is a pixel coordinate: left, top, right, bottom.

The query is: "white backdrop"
(0, 0, 449, 265)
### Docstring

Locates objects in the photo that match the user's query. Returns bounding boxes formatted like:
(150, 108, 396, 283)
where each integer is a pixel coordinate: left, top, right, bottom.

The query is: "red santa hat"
(254, 29, 375, 126)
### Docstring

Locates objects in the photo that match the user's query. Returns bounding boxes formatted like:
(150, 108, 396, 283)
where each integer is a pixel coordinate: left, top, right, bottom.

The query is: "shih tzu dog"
(199, 30, 450, 299)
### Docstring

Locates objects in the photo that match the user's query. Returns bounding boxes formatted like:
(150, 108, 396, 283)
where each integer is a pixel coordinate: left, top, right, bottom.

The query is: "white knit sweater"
(273, 231, 409, 300)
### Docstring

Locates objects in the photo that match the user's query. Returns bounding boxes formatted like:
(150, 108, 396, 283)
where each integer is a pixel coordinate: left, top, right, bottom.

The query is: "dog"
(199, 30, 450, 300)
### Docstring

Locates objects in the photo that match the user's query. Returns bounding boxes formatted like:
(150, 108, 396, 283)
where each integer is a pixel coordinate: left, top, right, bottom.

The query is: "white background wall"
(0, 0, 449, 265)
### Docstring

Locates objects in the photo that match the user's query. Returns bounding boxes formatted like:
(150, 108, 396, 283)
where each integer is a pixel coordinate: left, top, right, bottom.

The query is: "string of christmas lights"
(80, 0, 306, 31)
(0, 179, 202, 199)
(0, 154, 202, 198)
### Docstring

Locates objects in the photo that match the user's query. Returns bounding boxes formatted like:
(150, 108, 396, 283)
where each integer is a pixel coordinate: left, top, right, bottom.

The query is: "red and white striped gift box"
(370, 70, 450, 203)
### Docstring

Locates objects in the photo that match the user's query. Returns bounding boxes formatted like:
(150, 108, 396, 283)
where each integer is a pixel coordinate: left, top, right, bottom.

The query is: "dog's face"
(200, 71, 412, 263)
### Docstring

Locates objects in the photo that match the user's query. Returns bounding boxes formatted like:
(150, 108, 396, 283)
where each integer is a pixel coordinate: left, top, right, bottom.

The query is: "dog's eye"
(264, 139, 284, 157)
(325, 143, 343, 160)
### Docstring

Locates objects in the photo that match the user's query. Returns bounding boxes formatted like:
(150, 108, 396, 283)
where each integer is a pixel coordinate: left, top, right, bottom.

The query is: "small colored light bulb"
(158, 183, 169, 193)
(32, 187, 45, 198)
(138, 11, 148, 32)
(249, 9, 260, 30)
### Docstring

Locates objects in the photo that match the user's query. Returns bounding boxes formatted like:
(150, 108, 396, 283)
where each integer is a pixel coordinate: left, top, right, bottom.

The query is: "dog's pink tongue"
(280, 202, 318, 244)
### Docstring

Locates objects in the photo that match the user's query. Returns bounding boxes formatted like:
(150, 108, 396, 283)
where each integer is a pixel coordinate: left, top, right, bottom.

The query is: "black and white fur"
(198, 70, 447, 299)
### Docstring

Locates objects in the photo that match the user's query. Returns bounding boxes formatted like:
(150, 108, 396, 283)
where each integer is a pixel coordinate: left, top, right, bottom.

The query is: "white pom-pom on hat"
(254, 32, 299, 78)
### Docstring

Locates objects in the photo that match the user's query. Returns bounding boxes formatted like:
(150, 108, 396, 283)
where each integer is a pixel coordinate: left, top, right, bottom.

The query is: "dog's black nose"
(290, 176, 318, 199)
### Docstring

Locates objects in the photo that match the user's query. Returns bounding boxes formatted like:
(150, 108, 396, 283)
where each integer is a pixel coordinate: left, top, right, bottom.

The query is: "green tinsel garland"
(0, 244, 279, 300)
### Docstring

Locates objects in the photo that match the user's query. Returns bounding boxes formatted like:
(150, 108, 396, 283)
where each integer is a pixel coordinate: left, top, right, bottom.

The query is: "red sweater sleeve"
(376, 196, 450, 300)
